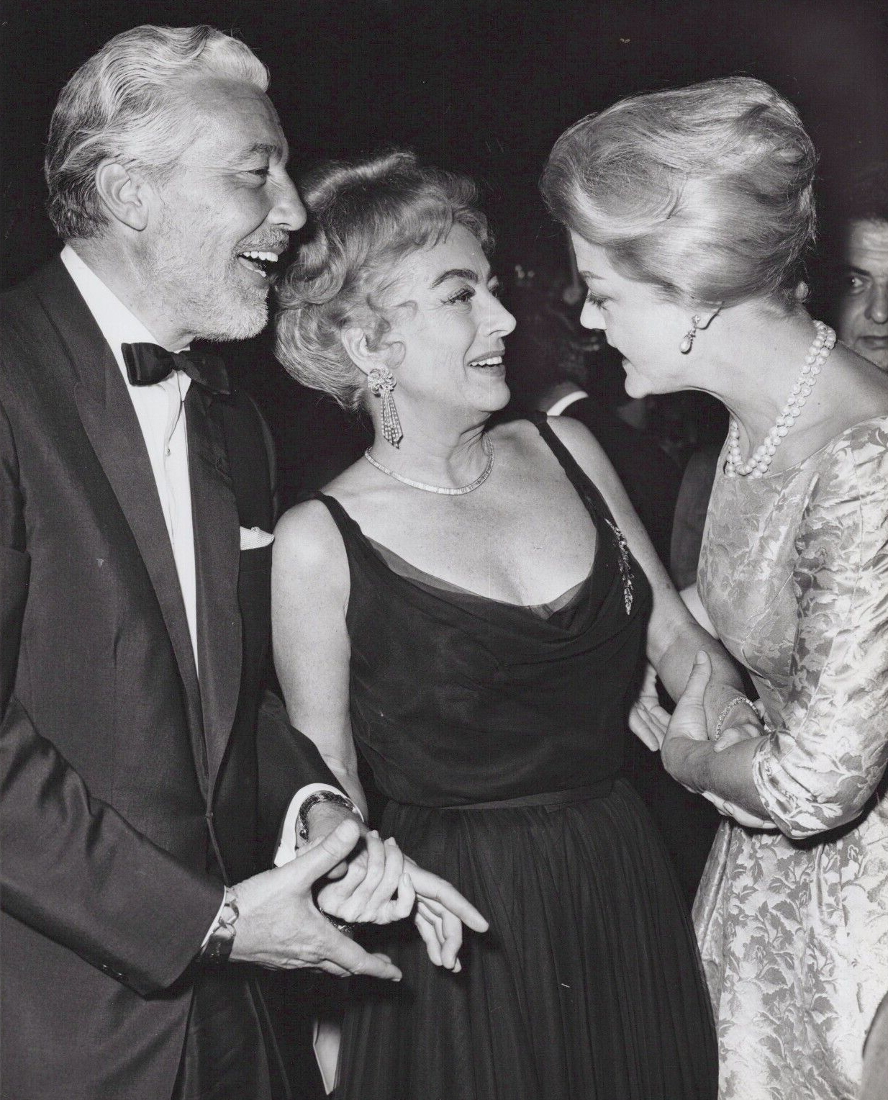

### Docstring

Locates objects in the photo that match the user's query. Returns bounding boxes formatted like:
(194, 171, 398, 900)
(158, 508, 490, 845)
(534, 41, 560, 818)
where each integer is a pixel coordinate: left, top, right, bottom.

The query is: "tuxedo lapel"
(186, 388, 243, 789)
(33, 260, 208, 783)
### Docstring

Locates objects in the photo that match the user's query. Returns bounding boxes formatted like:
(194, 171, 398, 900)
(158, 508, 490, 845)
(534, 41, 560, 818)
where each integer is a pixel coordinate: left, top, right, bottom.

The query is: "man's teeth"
(471, 355, 503, 367)
(238, 250, 280, 277)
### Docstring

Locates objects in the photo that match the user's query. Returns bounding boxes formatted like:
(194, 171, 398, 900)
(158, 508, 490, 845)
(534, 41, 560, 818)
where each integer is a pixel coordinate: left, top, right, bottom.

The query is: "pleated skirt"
(335, 778, 718, 1100)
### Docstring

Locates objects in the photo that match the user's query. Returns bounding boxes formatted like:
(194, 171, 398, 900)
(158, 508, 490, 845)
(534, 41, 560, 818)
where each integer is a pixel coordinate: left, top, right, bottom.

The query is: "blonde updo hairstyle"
(275, 151, 491, 411)
(540, 77, 817, 311)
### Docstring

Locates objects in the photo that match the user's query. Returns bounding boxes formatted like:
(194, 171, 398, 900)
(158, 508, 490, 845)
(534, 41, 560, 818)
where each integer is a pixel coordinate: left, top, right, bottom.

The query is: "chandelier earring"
(366, 366, 403, 448)
(679, 314, 701, 355)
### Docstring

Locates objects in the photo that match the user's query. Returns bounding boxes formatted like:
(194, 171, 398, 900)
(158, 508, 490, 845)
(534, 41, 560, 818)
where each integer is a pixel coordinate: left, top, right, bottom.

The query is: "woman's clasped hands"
(631, 655, 777, 830)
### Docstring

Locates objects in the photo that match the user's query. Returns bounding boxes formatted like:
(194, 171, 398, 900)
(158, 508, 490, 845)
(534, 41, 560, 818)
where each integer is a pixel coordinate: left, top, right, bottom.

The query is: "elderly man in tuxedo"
(0, 25, 485, 1100)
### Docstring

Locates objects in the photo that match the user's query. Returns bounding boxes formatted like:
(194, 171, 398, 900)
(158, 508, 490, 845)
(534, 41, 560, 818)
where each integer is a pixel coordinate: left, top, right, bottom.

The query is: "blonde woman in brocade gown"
(542, 77, 888, 1100)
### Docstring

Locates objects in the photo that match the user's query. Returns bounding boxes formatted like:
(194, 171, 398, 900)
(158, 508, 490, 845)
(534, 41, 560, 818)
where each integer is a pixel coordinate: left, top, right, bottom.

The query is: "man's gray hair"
(45, 24, 269, 240)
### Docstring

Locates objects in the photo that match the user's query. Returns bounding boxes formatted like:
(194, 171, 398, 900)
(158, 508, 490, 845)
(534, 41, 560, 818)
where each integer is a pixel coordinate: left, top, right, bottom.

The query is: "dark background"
(3, 0, 887, 502)
(4, 0, 888, 474)
(5, 0, 888, 284)
(4, 0, 888, 490)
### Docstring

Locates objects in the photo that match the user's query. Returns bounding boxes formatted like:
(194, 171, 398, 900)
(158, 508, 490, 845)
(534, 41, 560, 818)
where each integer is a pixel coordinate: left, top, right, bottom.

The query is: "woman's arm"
(666, 427, 888, 833)
(272, 500, 489, 959)
(272, 500, 367, 817)
(742, 431, 888, 837)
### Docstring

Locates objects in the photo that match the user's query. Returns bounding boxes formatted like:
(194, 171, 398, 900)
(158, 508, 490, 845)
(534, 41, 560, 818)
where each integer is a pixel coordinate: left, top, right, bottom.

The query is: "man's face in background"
(835, 218, 888, 371)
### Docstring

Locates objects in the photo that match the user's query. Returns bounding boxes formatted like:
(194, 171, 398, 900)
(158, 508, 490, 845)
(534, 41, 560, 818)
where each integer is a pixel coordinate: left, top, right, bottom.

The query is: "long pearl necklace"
(363, 434, 494, 495)
(725, 320, 836, 479)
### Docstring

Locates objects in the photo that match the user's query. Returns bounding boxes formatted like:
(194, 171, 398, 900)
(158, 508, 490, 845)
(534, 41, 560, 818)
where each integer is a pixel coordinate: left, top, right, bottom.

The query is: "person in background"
(542, 76, 888, 1099)
(821, 161, 888, 373)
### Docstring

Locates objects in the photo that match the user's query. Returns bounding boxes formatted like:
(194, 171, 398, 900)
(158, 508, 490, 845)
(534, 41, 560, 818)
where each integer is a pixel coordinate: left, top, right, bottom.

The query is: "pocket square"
(240, 525, 274, 550)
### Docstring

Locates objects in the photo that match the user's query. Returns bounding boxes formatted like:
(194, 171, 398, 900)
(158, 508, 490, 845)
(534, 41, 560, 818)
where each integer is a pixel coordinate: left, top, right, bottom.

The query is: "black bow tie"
(121, 342, 230, 396)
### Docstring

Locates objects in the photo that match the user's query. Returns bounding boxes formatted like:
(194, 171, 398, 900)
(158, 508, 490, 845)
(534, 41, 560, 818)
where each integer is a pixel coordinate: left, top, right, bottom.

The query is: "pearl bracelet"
(712, 696, 760, 742)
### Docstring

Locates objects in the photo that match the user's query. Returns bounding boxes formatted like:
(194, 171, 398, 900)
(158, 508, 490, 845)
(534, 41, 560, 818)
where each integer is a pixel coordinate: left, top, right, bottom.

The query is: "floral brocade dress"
(694, 417, 888, 1100)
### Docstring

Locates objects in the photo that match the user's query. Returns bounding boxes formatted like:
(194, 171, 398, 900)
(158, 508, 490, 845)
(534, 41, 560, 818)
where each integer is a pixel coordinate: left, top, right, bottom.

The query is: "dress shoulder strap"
(526, 411, 613, 523)
(299, 490, 362, 545)
(528, 412, 637, 615)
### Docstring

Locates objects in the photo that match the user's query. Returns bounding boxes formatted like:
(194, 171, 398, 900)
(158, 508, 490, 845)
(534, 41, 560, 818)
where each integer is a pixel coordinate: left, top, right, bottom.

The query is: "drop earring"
(679, 314, 701, 354)
(367, 366, 403, 447)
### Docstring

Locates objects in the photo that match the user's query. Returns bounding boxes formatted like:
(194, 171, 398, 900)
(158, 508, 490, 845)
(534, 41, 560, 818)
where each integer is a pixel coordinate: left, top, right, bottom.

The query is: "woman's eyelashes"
(445, 286, 475, 305)
(585, 290, 606, 308)
(444, 281, 499, 308)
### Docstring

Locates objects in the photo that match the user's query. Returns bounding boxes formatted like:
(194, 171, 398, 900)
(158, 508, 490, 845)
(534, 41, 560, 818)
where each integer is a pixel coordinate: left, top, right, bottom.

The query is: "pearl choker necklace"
(725, 320, 836, 479)
(363, 435, 494, 495)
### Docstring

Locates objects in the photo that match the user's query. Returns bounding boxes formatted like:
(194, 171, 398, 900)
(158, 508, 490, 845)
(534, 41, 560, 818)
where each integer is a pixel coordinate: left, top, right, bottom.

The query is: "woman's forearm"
(654, 622, 750, 738)
(322, 754, 369, 820)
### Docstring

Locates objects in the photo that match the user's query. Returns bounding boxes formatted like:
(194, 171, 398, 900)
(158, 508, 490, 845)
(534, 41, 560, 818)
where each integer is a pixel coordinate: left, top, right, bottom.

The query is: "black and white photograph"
(2, 2, 887, 1098)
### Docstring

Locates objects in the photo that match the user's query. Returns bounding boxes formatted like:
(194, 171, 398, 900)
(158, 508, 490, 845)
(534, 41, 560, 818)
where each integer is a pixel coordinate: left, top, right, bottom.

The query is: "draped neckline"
(312, 489, 613, 634)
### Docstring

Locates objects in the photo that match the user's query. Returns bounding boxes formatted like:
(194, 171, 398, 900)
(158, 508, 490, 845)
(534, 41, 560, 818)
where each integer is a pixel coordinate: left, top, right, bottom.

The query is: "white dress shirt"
(59, 248, 353, 938)
(547, 388, 588, 417)
(60, 245, 199, 671)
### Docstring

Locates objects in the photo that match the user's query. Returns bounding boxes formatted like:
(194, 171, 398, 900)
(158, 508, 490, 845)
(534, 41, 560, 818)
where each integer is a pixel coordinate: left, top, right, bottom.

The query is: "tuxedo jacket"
(0, 258, 336, 1099)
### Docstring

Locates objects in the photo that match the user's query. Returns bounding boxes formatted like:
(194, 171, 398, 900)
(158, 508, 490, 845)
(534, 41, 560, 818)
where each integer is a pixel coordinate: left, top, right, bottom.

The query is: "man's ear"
(93, 159, 151, 232)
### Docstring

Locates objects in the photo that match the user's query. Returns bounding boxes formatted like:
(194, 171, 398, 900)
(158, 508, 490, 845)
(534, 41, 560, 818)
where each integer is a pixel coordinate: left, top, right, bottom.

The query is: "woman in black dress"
(272, 151, 735, 1099)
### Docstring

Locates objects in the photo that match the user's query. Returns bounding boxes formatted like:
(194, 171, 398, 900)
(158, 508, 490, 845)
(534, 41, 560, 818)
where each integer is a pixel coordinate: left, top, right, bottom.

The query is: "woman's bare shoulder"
(273, 496, 348, 579)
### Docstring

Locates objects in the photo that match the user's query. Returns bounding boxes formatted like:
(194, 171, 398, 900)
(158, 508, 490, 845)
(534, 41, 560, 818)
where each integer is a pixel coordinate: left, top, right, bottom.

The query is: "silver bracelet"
(297, 790, 359, 843)
(712, 696, 759, 741)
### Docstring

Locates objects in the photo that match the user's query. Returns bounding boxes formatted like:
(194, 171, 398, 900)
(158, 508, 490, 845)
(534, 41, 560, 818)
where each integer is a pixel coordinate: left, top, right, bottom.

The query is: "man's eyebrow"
(231, 142, 284, 165)
(430, 267, 480, 288)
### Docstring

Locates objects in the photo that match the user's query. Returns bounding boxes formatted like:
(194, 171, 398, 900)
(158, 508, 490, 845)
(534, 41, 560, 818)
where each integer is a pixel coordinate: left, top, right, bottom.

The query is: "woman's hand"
(314, 830, 416, 927)
(404, 857, 489, 973)
(664, 651, 776, 830)
(312, 829, 490, 971)
(629, 662, 670, 751)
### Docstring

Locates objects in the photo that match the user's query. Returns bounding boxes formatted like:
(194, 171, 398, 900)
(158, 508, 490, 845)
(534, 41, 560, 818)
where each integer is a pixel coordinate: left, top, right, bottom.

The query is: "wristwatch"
(201, 889, 239, 965)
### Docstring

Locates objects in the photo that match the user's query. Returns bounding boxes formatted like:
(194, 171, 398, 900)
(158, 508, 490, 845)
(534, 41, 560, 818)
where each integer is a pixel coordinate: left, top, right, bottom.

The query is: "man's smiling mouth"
(237, 249, 281, 278)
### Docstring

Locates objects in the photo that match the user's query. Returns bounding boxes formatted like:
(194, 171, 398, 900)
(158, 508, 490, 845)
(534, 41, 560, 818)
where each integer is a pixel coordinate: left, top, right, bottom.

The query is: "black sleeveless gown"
(309, 415, 717, 1100)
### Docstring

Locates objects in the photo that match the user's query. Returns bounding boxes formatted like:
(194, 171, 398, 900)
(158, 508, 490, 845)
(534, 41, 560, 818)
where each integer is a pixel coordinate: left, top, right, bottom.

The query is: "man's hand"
(230, 818, 401, 979)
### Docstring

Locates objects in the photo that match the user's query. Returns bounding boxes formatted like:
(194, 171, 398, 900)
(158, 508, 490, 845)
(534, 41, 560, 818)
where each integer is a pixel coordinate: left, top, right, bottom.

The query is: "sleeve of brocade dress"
(751, 423, 888, 839)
